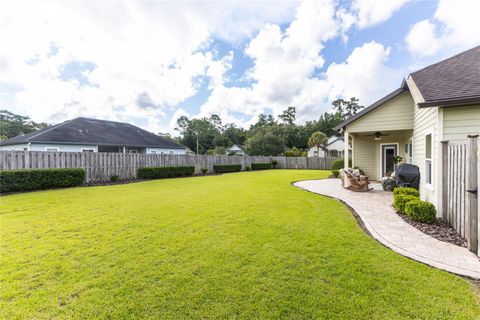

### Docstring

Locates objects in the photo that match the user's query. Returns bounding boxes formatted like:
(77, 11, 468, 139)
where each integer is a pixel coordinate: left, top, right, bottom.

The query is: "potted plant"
(393, 156, 403, 169)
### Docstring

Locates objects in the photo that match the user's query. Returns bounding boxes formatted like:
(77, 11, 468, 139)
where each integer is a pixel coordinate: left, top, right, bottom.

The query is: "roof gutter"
(418, 96, 480, 108)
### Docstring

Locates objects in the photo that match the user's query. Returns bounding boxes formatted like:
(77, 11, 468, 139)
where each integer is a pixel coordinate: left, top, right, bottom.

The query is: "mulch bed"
(395, 210, 467, 247)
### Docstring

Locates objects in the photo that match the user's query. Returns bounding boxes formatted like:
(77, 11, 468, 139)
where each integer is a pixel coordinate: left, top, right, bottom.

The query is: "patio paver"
(294, 179, 480, 279)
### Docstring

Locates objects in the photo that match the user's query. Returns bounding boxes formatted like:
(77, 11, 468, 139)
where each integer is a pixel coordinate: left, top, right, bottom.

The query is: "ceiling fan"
(365, 131, 389, 141)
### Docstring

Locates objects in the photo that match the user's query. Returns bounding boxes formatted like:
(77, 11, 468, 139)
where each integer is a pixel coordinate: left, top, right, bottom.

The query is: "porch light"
(374, 135, 382, 141)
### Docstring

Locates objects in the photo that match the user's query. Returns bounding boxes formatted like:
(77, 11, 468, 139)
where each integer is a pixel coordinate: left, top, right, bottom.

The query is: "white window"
(169, 151, 174, 154)
(313, 150, 318, 156)
(150, 150, 157, 154)
(45, 147, 59, 152)
(81, 148, 95, 153)
(425, 134, 432, 184)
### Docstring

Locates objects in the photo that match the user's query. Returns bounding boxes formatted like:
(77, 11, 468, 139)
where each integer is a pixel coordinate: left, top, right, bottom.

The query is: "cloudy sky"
(1, 0, 479, 135)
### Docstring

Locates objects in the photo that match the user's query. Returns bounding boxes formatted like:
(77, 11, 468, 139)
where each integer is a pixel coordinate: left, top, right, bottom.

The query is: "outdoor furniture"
(343, 170, 372, 192)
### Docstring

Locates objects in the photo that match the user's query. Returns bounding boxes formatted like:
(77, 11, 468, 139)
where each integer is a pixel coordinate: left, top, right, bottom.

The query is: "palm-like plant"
(308, 131, 328, 157)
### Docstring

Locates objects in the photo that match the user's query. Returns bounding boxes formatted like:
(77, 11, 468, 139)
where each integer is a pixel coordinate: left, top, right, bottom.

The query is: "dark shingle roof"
(0, 117, 186, 149)
(411, 45, 480, 107)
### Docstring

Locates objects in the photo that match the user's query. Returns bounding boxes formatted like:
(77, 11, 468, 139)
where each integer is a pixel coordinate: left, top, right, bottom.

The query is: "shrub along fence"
(0, 168, 85, 193)
(0, 151, 340, 183)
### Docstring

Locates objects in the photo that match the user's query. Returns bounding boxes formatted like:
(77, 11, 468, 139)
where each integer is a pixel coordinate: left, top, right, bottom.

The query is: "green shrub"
(110, 175, 119, 182)
(331, 170, 340, 178)
(0, 168, 85, 193)
(393, 187, 420, 197)
(271, 160, 279, 168)
(201, 168, 208, 175)
(213, 164, 241, 173)
(405, 200, 437, 223)
(393, 194, 418, 214)
(331, 159, 352, 170)
(251, 162, 272, 170)
(137, 166, 194, 179)
(245, 166, 251, 171)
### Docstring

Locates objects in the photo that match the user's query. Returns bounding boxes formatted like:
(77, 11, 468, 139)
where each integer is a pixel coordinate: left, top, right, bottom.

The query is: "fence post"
(441, 141, 449, 221)
(466, 135, 478, 254)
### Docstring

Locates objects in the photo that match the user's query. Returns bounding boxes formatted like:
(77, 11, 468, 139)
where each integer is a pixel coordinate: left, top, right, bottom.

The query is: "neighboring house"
(335, 46, 480, 214)
(307, 136, 345, 158)
(185, 147, 196, 155)
(0, 117, 187, 154)
(226, 144, 245, 156)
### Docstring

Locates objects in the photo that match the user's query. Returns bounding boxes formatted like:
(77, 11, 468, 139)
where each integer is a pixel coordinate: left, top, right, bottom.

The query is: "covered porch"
(344, 129, 413, 181)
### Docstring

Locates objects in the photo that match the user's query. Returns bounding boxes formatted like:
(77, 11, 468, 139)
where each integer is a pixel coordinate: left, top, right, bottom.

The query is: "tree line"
(0, 97, 364, 156)
(0, 110, 49, 141)
(175, 97, 364, 156)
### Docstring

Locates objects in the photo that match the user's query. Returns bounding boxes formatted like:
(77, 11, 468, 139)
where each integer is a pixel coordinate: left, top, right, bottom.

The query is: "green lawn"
(1, 170, 479, 319)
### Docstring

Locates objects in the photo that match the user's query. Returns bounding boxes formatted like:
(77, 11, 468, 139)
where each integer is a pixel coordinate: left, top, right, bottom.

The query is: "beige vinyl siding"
(353, 131, 411, 180)
(412, 103, 438, 205)
(347, 92, 414, 133)
(352, 135, 377, 179)
(442, 105, 480, 142)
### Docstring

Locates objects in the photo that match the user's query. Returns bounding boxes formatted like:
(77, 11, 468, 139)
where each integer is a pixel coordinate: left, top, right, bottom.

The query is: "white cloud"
(198, 1, 398, 126)
(352, 0, 411, 28)
(406, 0, 480, 58)
(326, 42, 397, 103)
(0, 0, 298, 133)
(405, 20, 440, 57)
(1, 0, 406, 134)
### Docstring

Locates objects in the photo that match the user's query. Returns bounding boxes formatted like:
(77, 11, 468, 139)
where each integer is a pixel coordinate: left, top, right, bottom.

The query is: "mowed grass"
(1, 170, 479, 319)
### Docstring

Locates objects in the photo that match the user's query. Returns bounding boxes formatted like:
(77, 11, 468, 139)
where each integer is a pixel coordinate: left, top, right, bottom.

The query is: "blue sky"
(1, 0, 478, 134)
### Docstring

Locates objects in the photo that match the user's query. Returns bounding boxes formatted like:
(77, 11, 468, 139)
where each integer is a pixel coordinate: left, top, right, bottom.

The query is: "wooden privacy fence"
(441, 135, 479, 256)
(0, 151, 339, 182)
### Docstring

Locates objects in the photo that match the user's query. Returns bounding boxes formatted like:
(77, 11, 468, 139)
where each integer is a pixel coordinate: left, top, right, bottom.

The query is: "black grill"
(395, 163, 420, 189)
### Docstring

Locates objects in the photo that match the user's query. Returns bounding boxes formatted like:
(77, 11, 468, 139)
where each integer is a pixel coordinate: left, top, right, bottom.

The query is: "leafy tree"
(332, 97, 364, 120)
(175, 116, 219, 154)
(173, 99, 362, 156)
(0, 110, 49, 140)
(278, 106, 296, 125)
(223, 123, 246, 146)
(284, 147, 304, 157)
(250, 114, 276, 131)
(246, 131, 284, 156)
(308, 131, 328, 152)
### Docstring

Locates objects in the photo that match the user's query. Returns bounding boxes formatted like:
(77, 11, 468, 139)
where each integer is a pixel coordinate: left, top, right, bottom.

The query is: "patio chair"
(343, 170, 372, 192)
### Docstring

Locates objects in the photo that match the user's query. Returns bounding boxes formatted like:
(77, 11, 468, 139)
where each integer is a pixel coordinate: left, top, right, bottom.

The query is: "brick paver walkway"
(294, 179, 480, 279)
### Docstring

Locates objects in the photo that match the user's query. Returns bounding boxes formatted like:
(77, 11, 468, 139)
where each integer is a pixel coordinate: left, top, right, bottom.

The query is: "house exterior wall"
(352, 135, 377, 178)
(411, 100, 439, 207)
(307, 146, 325, 158)
(0, 143, 98, 152)
(327, 139, 344, 151)
(30, 143, 98, 152)
(353, 131, 411, 180)
(442, 105, 480, 142)
(0, 143, 186, 154)
(347, 92, 414, 133)
(146, 147, 186, 155)
(0, 143, 30, 151)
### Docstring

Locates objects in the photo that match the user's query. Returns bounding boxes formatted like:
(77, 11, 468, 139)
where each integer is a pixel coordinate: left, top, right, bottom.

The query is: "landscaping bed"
(396, 211, 467, 247)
